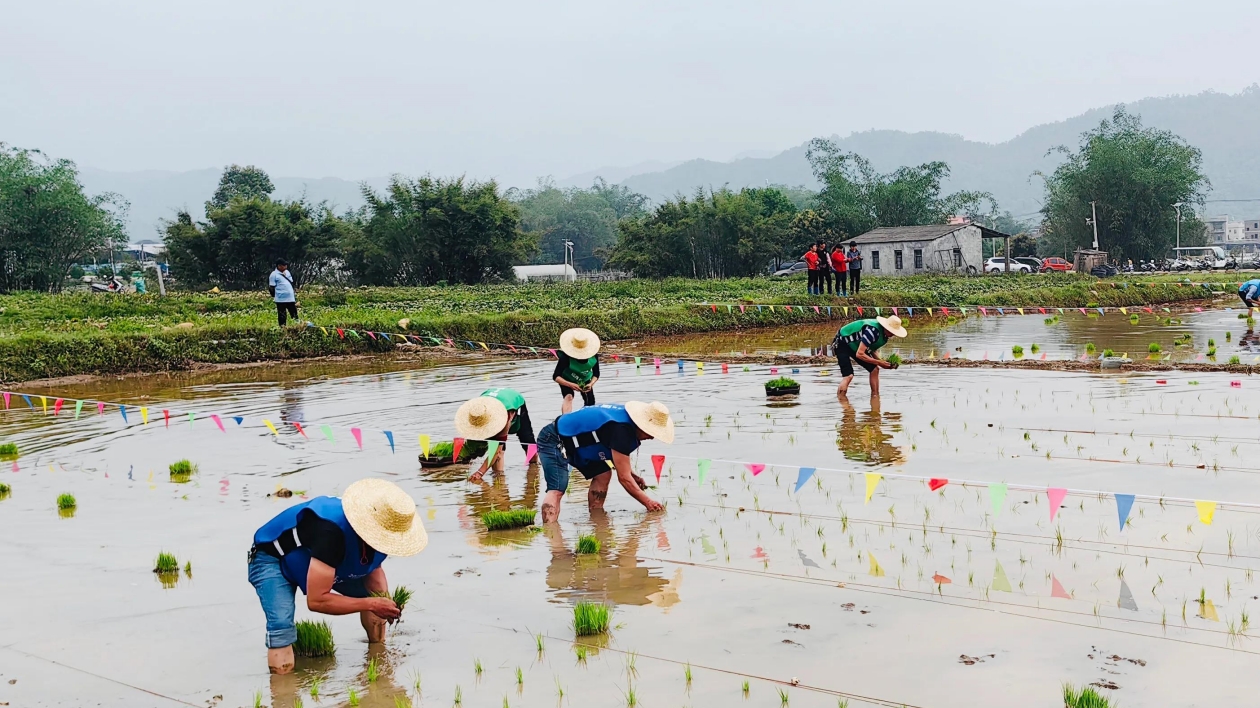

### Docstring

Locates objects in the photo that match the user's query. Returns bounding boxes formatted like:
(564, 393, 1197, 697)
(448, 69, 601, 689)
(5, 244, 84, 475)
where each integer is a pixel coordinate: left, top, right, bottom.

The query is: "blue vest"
(253, 496, 386, 594)
(1241, 280, 1260, 295)
(556, 404, 638, 470)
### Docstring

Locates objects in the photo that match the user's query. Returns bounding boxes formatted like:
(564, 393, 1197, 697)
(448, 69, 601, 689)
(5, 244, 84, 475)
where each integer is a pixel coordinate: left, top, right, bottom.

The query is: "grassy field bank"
(0, 273, 1241, 382)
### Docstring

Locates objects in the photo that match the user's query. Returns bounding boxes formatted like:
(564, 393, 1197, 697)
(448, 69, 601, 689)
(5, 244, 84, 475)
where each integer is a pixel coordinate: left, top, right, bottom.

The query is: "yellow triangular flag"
(926, 307, 933, 316)
(39, 395, 47, 414)
(843, 307, 849, 316)
(868, 552, 885, 577)
(263, 419, 278, 436)
(1119, 307, 1128, 315)
(697, 362, 705, 372)
(419, 434, 431, 458)
(1200, 599, 1219, 622)
(864, 472, 882, 504)
(1195, 500, 1216, 525)
(478, 342, 489, 351)
(1017, 308, 1024, 315)
(320, 327, 328, 335)
(992, 560, 1012, 592)
(140, 407, 149, 424)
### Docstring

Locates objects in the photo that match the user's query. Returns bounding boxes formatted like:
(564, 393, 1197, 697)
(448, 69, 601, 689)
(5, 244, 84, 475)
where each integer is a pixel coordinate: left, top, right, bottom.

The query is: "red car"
(1040, 257, 1072, 273)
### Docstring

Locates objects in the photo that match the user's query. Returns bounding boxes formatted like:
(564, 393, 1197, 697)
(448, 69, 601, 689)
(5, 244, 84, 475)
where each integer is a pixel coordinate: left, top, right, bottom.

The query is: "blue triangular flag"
(384, 430, 395, 453)
(232, 416, 244, 425)
(997, 307, 1005, 315)
(1115, 493, 1135, 531)
(381, 332, 391, 342)
(794, 467, 816, 492)
(907, 307, 913, 317)
(757, 305, 763, 312)
(119, 405, 128, 423)
(826, 307, 832, 316)
(128, 465, 133, 480)
(21, 394, 33, 408)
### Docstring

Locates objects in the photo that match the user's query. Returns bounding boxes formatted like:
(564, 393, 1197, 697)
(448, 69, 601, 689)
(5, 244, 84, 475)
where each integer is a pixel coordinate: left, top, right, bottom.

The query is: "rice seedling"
(576, 535, 601, 554)
(778, 687, 790, 705)
(1062, 684, 1112, 708)
(348, 687, 360, 706)
(482, 508, 537, 530)
(394, 697, 411, 708)
(293, 620, 335, 657)
(1030, 343, 1040, 353)
(886, 353, 902, 367)
(56, 493, 76, 510)
(295, 697, 304, 708)
(454, 685, 463, 705)
(574, 644, 589, 664)
(474, 658, 484, 676)
(502, 696, 510, 708)
(555, 677, 565, 699)
(371, 585, 414, 616)
(0, 442, 18, 459)
(1227, 331, 1233, 340)
(367, 657, 380, 682)
(253, 692, 262, 708)
(310, 678, 322, 698)
(184, 561, 193, 577)
(1230, 355, 1242, 365)
(153, 552, 179, 574)
(624, 683, 638, 707)
(684, 663, 692, 684)
(626, 652, 638, 678)
(1085, 342, 1096, 352)
(1148, 342, 1161, 353)
(1207, 345, 1217, 357)
(168, 459, 198, 482)
(742, 680, 750, 696)
(515, 666, 523, 686)
(1011, 345, 1023, 356)
(535, 632, 545, 654)
(1101, 348, 1115, 358)
(574, 601, 612, 636)
(0, 482, 10, 500)
(838, 700, 849, 708)
(1129, 314, 1140, 324)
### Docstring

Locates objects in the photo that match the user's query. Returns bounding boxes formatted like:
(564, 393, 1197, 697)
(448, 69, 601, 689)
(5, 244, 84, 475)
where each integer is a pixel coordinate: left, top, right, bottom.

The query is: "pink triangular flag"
(1051, 575, 1070, 599)
(351, 428, 363, 449)
(747, 463, 765, 476)
(525, 444, 538, 464)
(10, 461, 17, 472)
(1047, 487, 1068, 521)
(452, 437, 465, 461)
(96, 402, 105, 415)
(651, 454, 665, 482)
(2, 392, 8, 409)
(210, 414, 225, 432)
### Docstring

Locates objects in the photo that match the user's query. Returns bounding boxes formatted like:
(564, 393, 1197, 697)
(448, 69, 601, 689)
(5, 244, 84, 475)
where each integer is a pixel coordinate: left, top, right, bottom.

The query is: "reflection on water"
(834, 397, 903, 465)
(270, 643, 408, 708)
(545, 512, 674, 608)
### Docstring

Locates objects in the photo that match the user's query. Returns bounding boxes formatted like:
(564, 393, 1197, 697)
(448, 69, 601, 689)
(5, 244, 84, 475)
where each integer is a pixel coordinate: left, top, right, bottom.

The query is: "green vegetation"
(0, 442, 18, 459)
(168, 459, 198, 482)
(886, 353, 903, 367)
(1230, 355, 1242, 365)
(1208, 345, 1217, 357)
(1148, 342, 1161, 353)
(482, 509, 537, 531)
(1085, 342, 1096, 353)
(0, 482, 10, 499)
(293, 620, 335, 657)
(1011, 345, 1024, 356)
(371, 585, 414, 614)
(366, 657, 380, 682)
(153, 552, 179, 574)
(1062, 683, 1114, 708)
(1129, 314, 1140, 323)
(765, 376, 799, 389)
(428, 440, 488, 461)
(56, 492, 76, 510)
(1029, 343, 1040, 353)
(1208, 338, 1216, 346)
(573, 601, 612, 636)
(1102, 349, 1116, 358)
(576, 535, 601, 554)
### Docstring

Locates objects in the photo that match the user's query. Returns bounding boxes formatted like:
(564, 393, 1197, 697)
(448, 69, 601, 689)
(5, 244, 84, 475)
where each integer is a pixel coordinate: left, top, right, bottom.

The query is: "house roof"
(848, 224, 1012, 244)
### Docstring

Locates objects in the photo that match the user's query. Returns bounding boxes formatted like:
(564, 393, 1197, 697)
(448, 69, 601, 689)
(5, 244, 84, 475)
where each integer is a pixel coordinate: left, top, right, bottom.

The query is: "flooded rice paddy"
(3, 319, 1260, 707)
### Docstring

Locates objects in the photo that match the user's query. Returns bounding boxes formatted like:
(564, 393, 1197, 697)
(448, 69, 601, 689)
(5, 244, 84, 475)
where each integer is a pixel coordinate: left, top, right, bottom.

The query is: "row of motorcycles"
(1136, 256, 1252, 272)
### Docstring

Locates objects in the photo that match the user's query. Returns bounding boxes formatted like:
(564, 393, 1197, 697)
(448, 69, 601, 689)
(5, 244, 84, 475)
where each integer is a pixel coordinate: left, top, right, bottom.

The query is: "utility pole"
(1087, 201, 1099, 250)
(1173, 202, 1184, 250)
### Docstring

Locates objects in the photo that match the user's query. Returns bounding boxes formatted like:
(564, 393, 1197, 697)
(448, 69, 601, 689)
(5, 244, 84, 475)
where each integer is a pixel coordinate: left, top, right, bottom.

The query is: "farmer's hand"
(469, 468, 487, 483)
(889, 362, 900, 370)
(365, 597, 400, 620)
(631, 472, 648, 490)
(643, 498, 664, 512)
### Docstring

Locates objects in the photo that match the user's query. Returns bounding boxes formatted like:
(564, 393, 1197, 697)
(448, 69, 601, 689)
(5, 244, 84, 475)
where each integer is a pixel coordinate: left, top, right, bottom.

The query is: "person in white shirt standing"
(269, 259, 298, 326)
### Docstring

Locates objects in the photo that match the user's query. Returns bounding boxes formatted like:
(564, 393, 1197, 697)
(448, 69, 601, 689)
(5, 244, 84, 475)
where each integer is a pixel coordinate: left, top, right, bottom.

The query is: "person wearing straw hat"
(554, 327, 602, 414)
(248, 478, 427, 674)
(832, 315, 907, 398)
(536, 401, 674, 523)
(455, 390, 538, 483)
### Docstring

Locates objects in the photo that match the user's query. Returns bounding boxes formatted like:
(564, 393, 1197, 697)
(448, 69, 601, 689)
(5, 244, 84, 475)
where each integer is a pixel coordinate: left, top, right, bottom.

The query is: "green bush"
(1229, 355, 1241, 365)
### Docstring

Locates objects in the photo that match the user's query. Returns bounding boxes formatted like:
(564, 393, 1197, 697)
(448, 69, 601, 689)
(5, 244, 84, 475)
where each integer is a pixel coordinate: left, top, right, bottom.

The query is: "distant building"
(1204, 215, 1256, 253)
(1246, 219, 1260, 242)
(1205, 215, 1229, 245)
(512, 264, 577, 282)
(847, 224, 1007, 276)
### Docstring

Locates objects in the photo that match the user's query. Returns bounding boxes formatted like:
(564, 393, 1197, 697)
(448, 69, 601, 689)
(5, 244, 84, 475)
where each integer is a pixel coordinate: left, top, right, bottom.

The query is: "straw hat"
(625, 401, 676, 444)
(453, 396, 509, 440)
(559, 328, 601, 359)
(342, 478, 427, 557)
(876, 315, 908, 338)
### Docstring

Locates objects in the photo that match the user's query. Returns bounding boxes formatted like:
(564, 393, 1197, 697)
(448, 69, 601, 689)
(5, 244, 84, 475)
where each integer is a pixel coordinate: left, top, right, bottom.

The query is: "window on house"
(872, 251, 881, 270)
(952, 249, 962, 268)
(894, 250, 903, 270)
(914, 249, 923, 269)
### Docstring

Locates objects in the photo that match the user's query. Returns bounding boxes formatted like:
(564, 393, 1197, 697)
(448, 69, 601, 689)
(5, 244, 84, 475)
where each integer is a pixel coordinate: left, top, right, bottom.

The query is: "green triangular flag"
(634, 356, 642, 365)
(74, 400, 83, 419)
(188, 412, 195, 426)
(992, 560, 1012, 592)
(698, 459, 711, 485)
(321, 425, 335, 443)
(485, 440, 500, 461)
(989, 483, 1007, 516)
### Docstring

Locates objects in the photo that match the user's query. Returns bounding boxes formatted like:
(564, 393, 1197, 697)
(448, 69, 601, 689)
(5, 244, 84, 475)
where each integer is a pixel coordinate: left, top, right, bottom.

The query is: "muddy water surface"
(2, 331, 1260, 707)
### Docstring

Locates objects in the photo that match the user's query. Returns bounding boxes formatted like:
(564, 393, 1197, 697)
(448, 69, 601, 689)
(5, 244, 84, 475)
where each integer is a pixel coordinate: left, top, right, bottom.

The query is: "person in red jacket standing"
(802, 244, 820, 295)
(829, 245, 848, 297)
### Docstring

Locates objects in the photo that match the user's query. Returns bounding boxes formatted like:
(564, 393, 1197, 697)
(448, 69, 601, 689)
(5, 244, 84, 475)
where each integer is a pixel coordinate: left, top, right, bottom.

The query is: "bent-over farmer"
(248, 478, 426, 674)
(1239, 279, 1260, 309)
(455, 388, 538, 483)
(833, 315, 907, 398)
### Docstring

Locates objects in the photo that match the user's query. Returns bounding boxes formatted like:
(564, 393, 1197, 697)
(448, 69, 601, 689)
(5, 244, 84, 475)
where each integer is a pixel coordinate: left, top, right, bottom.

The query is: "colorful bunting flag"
(1047, 487, 1067, 522)
(651, 454, 664, 482)
(868, 552, 884, 577)
(794, 467, 816, 492)
(162, 409, 170, 427)
(211, 414, 225, 432)
(234, 416, 244, 426)
(120, 405, 128, 423)
(140, 407, 150, 424)
(746, 463, 765, 476)
(1114, 493, 1135, 531)
(1051, 575, 1071, 599)
(525, 443, 538, 465)
(1196, 500, 1216, 525)
(384, 430, 395, 453)
(452, 437, 465, 461)
(351, 428, 363, 449)
(698, 459, 711, 485)
(989, 482, 1007, 516)
(1118, 580, 1138, 611)
(928, 478, 948, 491)
(74, 400, 83, 419)
(321, 425, 334, 442)
(293, 422, 308, 438)
(484, 439, 498, 460)
(992, 560, 1012, 592)
(263, 419, 279, 436)
(419, 434, 431, 458)
(864, 472, 881, 503)
(53, 398, 64, 415)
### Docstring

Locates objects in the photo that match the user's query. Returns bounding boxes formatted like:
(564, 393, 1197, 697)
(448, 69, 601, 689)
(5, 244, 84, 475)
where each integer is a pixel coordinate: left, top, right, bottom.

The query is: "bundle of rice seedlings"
(56, 493, 76, 510)
(1230, 355, 1242, 365)
(1030, 343, 1040, 353)
(482, 509, 537, 531)
(1062, 682, 1113, 708)
(1208, 345, 1217, 357)
(371, 585, 414, 619)
(573, 601, 611, 636)
(0, 482, 10, 500)
(576, 535, 601, 554)
(0, 442, 18, 460)
(1085, 342, 1097, 352)
(153, 552, 179, 574)
(1011, 345, 1024, 356)
(1148, 342, 1161, 353)
(293, 620, 336, 657)
(885, 353, 903, 367)
(1129, 314, 1140, 324)
(168, 459, 198, 482)
(1102, 349, 1116, 358)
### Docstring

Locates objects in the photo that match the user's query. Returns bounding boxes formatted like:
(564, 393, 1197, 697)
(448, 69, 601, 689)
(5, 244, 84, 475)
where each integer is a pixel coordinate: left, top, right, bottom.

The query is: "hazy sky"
(4, 0, 1258, 187)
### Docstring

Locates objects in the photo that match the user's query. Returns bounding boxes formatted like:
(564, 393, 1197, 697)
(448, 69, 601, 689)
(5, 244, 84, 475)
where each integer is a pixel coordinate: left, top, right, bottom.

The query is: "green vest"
(481, 388, 525, 434)
(559, 356, 598, 386)
(837, 319, 887, 352)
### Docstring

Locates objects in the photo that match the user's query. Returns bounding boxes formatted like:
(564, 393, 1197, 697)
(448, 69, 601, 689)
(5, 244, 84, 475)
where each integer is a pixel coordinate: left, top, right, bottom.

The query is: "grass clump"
(153, 552, 179, 574)
(573, 601, 612, 636)
(482, 508, 537, 530)
(576, 535, 601, 554)
(1062, 682, 1113, 708)
(0, 442, 18, 459)
(1030, 343, 1040, 353)
(56, 493, 76, 510)
(168, 459, 198, 481)
(1148, 342, 1161, 353)
(293, 619, 336, 657)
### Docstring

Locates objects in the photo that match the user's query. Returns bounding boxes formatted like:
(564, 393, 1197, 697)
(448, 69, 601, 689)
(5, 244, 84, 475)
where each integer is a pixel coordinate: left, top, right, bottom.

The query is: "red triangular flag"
(293, 422, 308, 438)
(928, 478, 948, 491)
(711, 304, 717, 312)
(1051, 575, 1071, 599)
(452, 437, 465, 461)
(651, 454, 665, 482)
(336, 328, 345, 339)
(53, 398, 64, 415)
(932, 573, 951, 584)
(163, 409, 170, 427)
(856, 306, 864, 315)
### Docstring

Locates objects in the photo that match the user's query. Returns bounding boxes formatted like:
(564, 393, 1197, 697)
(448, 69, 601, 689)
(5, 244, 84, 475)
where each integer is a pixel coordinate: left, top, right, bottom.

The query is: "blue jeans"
(247, 550, 370, 648)
(537, 422, 571, 494)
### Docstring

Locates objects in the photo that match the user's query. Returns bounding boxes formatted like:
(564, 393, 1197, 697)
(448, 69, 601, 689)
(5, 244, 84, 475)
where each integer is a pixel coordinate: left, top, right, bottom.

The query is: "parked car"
(1014, 256, 1043, 272)
(984, 257, 1032, 274)
(772, 261, 809, 277)
(1039, 257, 1072, 272)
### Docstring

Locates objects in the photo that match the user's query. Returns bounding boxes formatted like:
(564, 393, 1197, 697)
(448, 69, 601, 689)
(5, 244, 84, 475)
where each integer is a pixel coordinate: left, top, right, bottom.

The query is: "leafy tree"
(789, 209, 836, 259)
(164, 198, 348, 289)
(69, 264, 85, 279)
(208, 165, 275, 210)
(343, 175, 531, 285)
(1040, 108, 1208, 262)
(0, 144, 128, 292)
(608, 187, 797, 278)
(805, 139, 993, 239)
(510, 178, 647, 270)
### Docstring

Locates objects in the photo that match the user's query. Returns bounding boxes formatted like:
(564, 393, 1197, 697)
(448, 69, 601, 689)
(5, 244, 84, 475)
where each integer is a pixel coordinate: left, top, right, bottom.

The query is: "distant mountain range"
(81, 87, 1260, 240)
